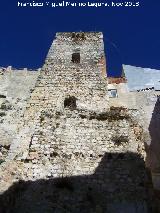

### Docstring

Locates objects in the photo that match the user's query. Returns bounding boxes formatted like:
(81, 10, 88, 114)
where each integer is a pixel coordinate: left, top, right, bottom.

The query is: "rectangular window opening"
(108, 89, 118, 98)
(72, 53, 80, 63)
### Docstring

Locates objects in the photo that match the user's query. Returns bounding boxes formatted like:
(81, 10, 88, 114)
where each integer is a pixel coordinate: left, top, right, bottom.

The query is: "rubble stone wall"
(0, 32, 155, 212)
(0, 67, 40, 160)
(108, 81, 160, 190)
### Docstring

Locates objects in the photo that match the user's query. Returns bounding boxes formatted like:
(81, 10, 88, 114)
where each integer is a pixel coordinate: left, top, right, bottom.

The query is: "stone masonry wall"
(0, 67, 40, 161)
(7, 32, 109, 160)
(108, 79, 160, 192)
(0, 32, 155, 212)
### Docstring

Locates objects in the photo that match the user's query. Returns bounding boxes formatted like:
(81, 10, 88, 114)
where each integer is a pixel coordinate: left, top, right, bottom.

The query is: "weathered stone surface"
(0, 67, 40, 161)
(109, 65, 160, 195)
(0, 32, 156, 212)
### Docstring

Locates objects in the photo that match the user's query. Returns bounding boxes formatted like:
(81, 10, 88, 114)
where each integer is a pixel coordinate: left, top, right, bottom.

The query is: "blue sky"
(0, 0, 159, 76)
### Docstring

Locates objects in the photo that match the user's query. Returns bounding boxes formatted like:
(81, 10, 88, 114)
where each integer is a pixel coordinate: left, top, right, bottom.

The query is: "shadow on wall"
(146, 97, 160, 174)
(0, 152, 154, 213)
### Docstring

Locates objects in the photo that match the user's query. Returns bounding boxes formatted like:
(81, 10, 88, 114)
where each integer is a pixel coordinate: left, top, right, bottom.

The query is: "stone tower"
(0, 32, 154, 212)
(42, 32, 109, 111)
(8, 32, 109, 161)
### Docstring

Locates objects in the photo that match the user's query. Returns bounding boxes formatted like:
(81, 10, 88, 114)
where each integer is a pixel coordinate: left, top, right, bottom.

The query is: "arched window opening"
(64, 96, 77, 110)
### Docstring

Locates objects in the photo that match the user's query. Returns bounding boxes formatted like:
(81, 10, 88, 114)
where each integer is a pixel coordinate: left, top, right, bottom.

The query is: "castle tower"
(35, 32, 109, 112)
(2, 32, 153, 212)
(8, 32, 109, 160)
